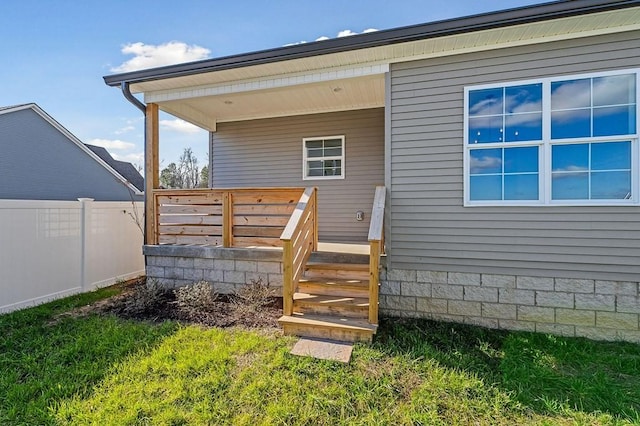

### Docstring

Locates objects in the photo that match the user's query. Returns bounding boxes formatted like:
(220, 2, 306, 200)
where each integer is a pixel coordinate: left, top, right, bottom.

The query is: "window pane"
(308, 161, 323, 169)
(324, 167, 341, 176)
(469, 116, 503, 144)
(592, 171, 631, 199)
(470, 149, 501, 174)
(470, 175, 502, 200)
(324, 139, 342, 148)
(307, 148, 324, 158)
(552, 144, 588, 172)
(306, 140, 322, 149)
(551, 109, 591, 139)
(593, 105, 636, 136)
(505, 113, 542, 142)
(469, 88, 503, 116)
(551, 78, 591, 110)
(505, 174, 538, 200)
(591, 141, 631, 170)
(552, 172, 589, 200)
(505, 84, 542, 113)
(593, 74, 636, 106)
(323, 147, 342, 157)
(308, 169, 323, 177)
(323, 160, 341, 176)
(504, 146, 538, 173)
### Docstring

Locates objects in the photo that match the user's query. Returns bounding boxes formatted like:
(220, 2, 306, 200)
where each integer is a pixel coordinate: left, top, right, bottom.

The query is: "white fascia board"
(144, 63, 390, 103)
(0, 103, 38, 116)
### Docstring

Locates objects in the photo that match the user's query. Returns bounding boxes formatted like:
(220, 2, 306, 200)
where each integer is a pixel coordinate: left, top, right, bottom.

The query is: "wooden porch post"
(145, 103, 159, 245)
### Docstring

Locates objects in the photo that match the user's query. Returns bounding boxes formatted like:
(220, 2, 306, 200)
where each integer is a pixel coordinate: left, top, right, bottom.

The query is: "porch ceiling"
(158, 74, 385, 130)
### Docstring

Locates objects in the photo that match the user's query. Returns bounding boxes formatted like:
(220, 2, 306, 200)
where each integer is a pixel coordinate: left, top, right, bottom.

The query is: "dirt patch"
(97, 278, 283, 329)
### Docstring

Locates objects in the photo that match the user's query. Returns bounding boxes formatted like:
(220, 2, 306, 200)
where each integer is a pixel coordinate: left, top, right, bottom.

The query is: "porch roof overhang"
(104, 0, 640, 130)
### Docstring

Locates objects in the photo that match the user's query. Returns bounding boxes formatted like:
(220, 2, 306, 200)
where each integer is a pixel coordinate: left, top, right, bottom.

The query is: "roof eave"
(103, 0, 640, 87)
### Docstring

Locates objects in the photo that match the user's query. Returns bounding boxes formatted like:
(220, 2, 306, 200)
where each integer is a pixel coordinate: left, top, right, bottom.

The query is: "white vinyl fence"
(0, 199, 145, 313)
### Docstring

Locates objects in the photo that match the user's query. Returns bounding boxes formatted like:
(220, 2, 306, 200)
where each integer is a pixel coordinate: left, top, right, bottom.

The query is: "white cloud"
(112, 152, 145, 166)
(292, 28, 379, 45)
(470, 155, 502, 174)
(115, 125, 135, 135)
(553, 166, 588, 173)
(111, 41, 211, 73)
(87, 138, 136, 151)
(337, 29, 358, 37)
(160, 119, 202, 134)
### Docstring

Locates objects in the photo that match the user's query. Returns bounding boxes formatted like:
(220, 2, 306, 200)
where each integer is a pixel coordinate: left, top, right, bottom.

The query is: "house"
(85, 144, 145, 194)
(104, 0, 640, 343)
(0, 104, 143, 201)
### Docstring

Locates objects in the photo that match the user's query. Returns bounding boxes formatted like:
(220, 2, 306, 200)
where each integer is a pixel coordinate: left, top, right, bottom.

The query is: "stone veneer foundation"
(144, 245, 284, 296)
(379, 268, 640, 343)
(143, 245, 639, 343)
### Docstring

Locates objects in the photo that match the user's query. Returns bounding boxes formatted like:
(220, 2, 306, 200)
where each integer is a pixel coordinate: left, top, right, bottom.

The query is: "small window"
(303, 136, 345, 180)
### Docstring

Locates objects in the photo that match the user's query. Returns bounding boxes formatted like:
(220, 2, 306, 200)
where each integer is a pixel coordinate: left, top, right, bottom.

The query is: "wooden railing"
(280, 187, 318, 316)
(152, 188, 305, 247)
(368, 186, 386, 324)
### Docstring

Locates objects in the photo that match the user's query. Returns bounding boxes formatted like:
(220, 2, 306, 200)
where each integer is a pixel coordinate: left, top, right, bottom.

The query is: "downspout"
(121, 81, 146, 114)
(120, 82, 149, 249)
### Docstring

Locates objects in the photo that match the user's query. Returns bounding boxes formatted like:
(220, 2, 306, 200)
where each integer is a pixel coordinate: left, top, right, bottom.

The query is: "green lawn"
(1, 286, 639, 425)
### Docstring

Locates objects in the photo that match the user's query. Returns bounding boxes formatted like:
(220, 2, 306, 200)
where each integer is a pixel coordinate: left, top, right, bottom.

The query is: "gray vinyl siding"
(211, 109, 384, 242)
(389, 30, 640, 282)
(0, 108, 140, 201)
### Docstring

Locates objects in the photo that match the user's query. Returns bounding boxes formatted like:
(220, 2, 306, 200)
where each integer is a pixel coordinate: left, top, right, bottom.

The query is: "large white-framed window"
(302, 135, 345, 180)
(464, 69, 639, 206)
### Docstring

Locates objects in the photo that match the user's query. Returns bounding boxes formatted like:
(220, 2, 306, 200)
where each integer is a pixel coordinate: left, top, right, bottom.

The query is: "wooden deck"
(149, 186, 385, 343)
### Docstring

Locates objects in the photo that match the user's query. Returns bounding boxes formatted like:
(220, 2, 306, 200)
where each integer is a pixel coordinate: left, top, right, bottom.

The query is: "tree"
(160, 162, 182, 188)
(178, 147, 200, 188)
(159, 148, 207, 189)
(199, 165, 209, 188)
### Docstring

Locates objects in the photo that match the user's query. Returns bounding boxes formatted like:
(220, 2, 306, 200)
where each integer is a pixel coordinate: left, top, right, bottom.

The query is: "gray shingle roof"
(85, 144, 145, 192)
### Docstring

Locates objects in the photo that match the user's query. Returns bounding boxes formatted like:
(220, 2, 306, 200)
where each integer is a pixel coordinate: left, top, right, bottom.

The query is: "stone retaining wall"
(380, 268, 640, 343)
(144, 245, 283, 295)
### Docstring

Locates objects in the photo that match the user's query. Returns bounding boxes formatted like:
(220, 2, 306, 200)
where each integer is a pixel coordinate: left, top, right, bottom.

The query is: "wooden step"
(278, 314, 377, 342)
(304, 262, 370, 280)
(293, 292, 369, 318)
(309, 251, 369, 265)
(297, 277, 369, 298)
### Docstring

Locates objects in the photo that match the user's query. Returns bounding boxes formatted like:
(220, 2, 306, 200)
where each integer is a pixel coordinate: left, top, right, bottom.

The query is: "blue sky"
(1, 0, 542, 171)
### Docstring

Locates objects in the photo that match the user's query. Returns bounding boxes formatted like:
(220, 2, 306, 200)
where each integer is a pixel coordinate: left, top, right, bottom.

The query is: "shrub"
(174, 281, 218, 313)
(233, 277, 275, 312)
(114, 279, 172, 317)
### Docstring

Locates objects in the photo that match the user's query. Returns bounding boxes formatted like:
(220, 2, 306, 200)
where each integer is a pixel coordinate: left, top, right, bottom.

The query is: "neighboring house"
(85, 144, 145, 194)
(104, 0, 640, 343)
(0, 104, 143, 201)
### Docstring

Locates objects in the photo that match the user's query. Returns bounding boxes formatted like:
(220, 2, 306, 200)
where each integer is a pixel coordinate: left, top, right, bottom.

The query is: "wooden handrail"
(153, 187, 304, 248)
(368, 186, 386, 324)
(280, 187, 318, 316)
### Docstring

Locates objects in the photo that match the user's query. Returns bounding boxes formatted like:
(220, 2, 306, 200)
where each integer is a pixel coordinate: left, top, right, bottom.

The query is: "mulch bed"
(71, 277, 283, 329)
